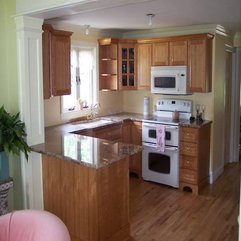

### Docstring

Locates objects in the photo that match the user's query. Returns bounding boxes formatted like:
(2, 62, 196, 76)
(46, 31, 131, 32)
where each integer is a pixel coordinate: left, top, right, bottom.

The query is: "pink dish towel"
(156, 125, 166, 152)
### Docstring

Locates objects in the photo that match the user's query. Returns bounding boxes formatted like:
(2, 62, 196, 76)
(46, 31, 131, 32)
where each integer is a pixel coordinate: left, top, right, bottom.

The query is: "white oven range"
(142, 99, 192, 188)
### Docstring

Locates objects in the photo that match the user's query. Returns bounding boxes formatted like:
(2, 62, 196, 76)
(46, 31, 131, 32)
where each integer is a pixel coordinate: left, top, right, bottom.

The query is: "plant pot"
(0, 151, 9, 182)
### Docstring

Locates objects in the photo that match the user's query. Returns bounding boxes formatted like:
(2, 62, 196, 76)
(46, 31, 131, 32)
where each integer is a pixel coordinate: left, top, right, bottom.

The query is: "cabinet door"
(93, 124, 122, 141)
(169, 40, 187, 65)
(122, 120, 132, 144)
(42, 29, 51, 99)
(137, 43, 152, 90)
(130, 121, 142, 177)
(188, 38, 212, 92)
(119, 44, 137, 90)
(51, 32, 71, 96)
(152, 42, 169, 66)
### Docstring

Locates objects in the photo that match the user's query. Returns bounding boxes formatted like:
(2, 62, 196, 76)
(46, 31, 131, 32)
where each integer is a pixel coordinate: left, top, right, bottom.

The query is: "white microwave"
(151, 65, 191, 95)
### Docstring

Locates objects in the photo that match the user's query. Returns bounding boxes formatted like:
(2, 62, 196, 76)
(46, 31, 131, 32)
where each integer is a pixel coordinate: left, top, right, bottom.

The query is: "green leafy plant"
(0, 106, 30, 159)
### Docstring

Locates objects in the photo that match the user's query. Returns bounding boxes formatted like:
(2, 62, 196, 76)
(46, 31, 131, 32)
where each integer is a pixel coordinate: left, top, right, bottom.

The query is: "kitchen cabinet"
(130, 121, 142, 178)
(188, 34, 213, 92)
(179, 123, 211, 194)
(93, 124, 122, 141)
(122, 120, 132, 144)
(99, 38, 119, 90)
(137, 43, 152, 90)
(42, 154, 130, 241)
(75, 120, 142, 177)
(152, 40, 187, 66)
(42, 24, 72, 99)
(118, 41, 137, 90)
(74, 123, 122, 141)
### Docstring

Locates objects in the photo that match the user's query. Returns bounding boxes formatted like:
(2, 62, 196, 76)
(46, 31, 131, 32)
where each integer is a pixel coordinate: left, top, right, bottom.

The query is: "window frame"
(61, 41, 99, 120)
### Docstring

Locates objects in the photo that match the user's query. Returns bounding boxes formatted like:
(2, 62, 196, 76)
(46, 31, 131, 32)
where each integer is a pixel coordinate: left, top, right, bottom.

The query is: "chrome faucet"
(87, 103, 101, 120)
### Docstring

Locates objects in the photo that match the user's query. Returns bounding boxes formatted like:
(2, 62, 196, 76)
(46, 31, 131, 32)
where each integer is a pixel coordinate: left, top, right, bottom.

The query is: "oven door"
(142, 122, 179, 147)
(142, 142, 179, 188)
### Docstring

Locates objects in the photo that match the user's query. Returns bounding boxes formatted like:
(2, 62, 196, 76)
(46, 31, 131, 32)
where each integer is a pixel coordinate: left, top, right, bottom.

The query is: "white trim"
(15, 16, 44, 209)
(209, 165, 224, 184)
(229, 48, 241, 163)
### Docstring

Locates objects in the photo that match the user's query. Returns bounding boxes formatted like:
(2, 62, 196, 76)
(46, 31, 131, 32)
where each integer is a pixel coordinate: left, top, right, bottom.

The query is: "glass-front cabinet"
(118, 42, 137, 90)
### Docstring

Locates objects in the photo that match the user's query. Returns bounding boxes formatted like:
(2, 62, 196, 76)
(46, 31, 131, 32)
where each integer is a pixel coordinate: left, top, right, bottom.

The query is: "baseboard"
(209, 165, 224, 184)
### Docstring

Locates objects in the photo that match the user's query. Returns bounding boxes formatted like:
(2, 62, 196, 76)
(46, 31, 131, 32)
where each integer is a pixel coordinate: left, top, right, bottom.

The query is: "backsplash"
(44, 90, 213, 127)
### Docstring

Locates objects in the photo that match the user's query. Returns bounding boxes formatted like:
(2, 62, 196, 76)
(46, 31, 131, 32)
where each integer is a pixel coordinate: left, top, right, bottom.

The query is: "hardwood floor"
(129, 163, 240, 241)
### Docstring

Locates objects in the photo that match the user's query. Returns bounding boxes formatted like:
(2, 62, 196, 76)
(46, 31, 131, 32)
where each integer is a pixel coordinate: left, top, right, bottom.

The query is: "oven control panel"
(156, 99, 192, 113)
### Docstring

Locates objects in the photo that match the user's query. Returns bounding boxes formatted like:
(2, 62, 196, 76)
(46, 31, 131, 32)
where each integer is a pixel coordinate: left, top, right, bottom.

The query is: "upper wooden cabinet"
(137, 43, 152, 90)
(188, 35, 213, 92)
(98, 34, 213, 93)
(98, 38, 118, 91)
(152, 40, 187, 66)
(118, 41, 137, 90)
(42, 24, 72, 99)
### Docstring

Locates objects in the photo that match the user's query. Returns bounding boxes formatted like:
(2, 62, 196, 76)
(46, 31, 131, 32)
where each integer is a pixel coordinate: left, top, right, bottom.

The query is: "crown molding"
(120, 24, 232, 39)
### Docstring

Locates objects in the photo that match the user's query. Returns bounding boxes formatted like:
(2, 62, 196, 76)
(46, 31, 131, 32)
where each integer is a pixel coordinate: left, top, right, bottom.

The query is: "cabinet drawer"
(180, 127, 198, 142)
(180, 169, 197, 184)
(180, 155, 197, 170)
(181, 142, 197, 156)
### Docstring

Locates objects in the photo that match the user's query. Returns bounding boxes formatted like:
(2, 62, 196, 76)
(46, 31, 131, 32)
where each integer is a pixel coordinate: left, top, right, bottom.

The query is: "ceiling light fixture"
(146, 13, 155, 26)
(84, 25, 90, 35)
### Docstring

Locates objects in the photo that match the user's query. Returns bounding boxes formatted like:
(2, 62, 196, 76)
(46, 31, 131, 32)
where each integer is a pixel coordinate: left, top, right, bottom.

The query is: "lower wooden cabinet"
(92, 124, 122, 141)
(129, 121, 142, 178)
(74, 120, 143, 178)
(122, 120, 132, 144)
(42, 155, 130, 241)
(74, 123, 122, 141)
(179, 123, 211, 194)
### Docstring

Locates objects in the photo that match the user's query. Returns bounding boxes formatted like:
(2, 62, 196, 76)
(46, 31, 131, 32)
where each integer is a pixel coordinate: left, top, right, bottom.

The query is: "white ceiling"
(35, 0, 241, 32)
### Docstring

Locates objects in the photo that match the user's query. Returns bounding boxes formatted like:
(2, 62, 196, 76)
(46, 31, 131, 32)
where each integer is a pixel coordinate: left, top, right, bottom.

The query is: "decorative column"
(15, 16, 44, 210)
(0, 178, 13, 215)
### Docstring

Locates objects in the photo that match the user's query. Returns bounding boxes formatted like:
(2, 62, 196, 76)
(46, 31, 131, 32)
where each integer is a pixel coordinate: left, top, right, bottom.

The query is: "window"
(61, 43, 97, 114)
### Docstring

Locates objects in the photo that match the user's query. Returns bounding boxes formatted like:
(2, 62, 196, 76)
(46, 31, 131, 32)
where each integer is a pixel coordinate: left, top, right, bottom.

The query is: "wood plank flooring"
(129, 163, 240, 241)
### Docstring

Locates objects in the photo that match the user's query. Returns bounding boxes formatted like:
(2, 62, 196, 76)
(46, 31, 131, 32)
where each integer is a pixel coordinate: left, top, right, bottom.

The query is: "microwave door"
(154, 76, 176, 88)
(153, 76, 178, 94)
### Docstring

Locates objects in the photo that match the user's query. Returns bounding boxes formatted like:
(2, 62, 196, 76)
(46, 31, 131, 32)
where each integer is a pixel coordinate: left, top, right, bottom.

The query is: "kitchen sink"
(72, 118, 117, 129)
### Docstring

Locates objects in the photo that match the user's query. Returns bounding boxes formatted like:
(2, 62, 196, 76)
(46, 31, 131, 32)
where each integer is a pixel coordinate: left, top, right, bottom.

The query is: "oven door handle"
(142, 123, 158, 128)
(165, 146, 179, 152)
(143, 143, 179, 152)
(142, 123, 178, 130)
(165, 126, 179, 130)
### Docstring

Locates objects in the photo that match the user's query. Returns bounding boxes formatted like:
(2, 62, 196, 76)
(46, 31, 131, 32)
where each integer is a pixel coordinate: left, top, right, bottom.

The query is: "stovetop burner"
(143, 99, 193, 125)
(142, 116, 188, 125)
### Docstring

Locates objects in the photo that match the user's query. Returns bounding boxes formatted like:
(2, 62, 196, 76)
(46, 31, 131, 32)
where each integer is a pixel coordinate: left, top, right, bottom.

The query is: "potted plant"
(0, 106, 30, 182)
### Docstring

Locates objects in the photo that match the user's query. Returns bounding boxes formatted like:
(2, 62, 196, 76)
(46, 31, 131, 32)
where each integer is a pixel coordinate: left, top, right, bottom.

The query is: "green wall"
(0, 0, 23, 209)
(0, 0, 18, 111)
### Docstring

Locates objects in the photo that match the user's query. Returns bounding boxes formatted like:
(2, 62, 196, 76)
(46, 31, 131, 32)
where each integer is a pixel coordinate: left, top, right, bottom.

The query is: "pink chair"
(0, 210, 71, 241)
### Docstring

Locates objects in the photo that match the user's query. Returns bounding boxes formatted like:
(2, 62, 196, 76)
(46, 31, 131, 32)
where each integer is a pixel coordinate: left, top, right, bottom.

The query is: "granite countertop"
(31, 113, 145, 169)
(31, 134, 141, 169)
(31, 112, 211, 169)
